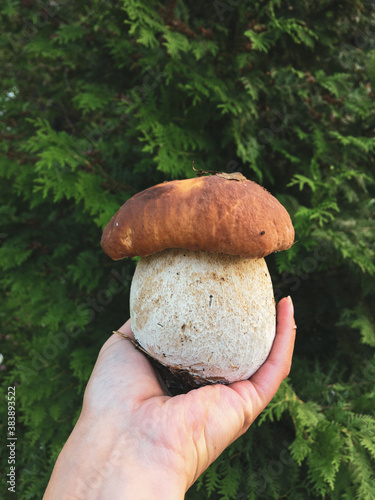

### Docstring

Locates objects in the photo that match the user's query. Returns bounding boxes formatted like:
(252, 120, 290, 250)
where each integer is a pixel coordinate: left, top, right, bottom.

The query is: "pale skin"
(44, 296, 296, 500)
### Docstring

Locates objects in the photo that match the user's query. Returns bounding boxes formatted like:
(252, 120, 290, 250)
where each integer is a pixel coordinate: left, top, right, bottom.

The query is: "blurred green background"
(1, 1, 374, 498)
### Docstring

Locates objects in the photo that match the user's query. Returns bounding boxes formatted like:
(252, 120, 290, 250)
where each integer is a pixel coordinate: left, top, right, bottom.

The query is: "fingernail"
(287, 295, 294, 316)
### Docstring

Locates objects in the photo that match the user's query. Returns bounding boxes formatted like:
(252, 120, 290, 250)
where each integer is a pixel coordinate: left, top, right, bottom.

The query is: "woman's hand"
(44, 296, 296, 500)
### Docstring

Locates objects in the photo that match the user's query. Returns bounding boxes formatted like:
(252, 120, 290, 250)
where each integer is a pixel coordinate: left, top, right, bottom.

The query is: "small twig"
(192, 160, 218, 177)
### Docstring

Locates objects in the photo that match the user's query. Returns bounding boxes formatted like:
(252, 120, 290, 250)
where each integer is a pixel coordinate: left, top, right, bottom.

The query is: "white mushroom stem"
(130, 248, 276, 384)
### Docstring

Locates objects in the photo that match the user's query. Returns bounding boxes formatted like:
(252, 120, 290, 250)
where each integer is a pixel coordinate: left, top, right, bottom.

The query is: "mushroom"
(101, 172, 294, 385)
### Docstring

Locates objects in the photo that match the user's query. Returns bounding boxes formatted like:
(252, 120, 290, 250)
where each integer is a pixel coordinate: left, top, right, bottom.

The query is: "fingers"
(85, 320, 165, 408)
(117, 318, 135, 340)
(96, 319, 135, 354)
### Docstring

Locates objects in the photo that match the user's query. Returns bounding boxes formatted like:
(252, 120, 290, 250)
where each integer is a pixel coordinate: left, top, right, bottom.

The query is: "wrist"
(44, 410, 187, 499)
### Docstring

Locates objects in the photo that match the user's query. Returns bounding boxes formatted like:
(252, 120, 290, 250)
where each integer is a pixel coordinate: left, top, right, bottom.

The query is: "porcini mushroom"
(101, 172, 294, 385)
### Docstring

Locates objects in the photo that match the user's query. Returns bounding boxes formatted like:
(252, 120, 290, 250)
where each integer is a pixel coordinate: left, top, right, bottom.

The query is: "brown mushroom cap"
(101, 173, 294, 260)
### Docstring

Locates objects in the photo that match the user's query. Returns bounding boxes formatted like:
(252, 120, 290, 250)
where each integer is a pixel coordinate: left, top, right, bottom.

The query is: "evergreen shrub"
(0, 1, 374, 498)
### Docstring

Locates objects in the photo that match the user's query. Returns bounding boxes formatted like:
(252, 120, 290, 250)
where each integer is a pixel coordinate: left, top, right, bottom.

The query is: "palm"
(83, 297, 295, 488)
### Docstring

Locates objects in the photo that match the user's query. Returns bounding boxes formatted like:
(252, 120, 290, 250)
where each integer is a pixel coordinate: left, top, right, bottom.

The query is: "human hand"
(44, 296, 296, 500)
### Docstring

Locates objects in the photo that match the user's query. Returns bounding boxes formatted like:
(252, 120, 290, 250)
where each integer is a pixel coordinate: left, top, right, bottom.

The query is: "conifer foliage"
(0, 1, 374, 498)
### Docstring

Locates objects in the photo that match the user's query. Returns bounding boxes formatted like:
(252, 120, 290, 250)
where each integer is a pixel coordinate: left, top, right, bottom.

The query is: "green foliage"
(0, 0, 374, 498)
